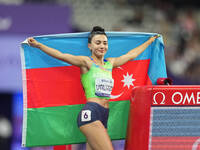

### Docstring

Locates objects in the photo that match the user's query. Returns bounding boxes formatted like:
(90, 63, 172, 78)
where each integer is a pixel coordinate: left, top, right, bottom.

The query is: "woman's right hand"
(27, 37, 40, 48)
(149, 34, 160, 42)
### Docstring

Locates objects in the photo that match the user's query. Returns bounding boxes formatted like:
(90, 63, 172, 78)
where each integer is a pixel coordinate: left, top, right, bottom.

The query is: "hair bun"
(88, 26, 107, 43)
(92, 26, 105, 32)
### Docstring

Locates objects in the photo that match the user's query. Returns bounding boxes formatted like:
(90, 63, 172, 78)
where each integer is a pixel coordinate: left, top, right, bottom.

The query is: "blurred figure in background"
(0, 115, 12, 150)
(168, 8, 200, 82)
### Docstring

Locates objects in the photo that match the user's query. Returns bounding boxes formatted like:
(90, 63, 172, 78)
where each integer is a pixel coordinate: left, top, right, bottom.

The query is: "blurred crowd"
(0, 0, 200, 83)
(114, 0, 200, 83)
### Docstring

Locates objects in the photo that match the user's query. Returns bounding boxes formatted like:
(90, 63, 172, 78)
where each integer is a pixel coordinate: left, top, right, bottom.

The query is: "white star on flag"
(121, 72, 136, 89)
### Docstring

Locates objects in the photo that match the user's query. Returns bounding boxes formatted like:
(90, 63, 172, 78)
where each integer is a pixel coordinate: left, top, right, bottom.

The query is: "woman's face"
(88, 34, 108, 57)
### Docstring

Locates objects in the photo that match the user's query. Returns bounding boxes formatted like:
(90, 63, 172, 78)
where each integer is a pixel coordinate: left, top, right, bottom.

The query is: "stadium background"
(0, 0, 200, 149)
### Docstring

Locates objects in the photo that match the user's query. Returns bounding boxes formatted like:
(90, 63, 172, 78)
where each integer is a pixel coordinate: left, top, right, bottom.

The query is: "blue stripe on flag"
(21, 32, 163, 69)
(148, 39, 167, 84)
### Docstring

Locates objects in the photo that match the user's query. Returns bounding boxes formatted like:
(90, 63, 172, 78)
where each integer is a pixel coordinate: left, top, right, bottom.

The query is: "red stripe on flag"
(26, 66, 86, 108)
(111, 60, 151, 101)
(26, 60, 151, 108)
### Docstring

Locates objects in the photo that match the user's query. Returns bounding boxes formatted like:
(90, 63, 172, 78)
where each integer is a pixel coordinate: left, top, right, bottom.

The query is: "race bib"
(81, 110, 91, 122)
(95, 78, 114, 97)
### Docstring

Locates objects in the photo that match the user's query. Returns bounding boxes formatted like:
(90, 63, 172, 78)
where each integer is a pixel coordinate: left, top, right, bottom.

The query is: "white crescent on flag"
(111, 67, 136, 99)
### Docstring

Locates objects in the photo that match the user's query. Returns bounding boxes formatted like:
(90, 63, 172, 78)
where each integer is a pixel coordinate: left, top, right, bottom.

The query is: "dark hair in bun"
(92, 26, 105, 32)
(88, 26, 107, 43)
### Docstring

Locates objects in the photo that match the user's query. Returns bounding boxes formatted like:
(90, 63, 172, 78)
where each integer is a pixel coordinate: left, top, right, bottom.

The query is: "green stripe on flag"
(108, 100, 130, 140)
(24, 100, 130, 147)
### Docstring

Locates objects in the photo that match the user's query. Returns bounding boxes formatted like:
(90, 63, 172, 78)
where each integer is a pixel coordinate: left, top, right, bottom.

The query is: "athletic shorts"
(77, 102, 109, 128)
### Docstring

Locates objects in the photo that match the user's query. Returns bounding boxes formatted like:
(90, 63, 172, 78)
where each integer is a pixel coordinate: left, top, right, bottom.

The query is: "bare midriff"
(87, 97, 109, 108)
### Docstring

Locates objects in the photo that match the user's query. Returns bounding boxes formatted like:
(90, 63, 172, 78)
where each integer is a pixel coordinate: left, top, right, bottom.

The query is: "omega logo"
(153, 91, 200, 105)
(153, 92, 165, 104)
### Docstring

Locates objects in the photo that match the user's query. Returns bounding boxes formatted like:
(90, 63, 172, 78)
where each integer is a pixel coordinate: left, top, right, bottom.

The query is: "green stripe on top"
(23, 100, 130, 147)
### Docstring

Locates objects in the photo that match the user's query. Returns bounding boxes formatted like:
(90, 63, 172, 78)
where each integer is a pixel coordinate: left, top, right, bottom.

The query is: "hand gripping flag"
(20, 32, 167, 147)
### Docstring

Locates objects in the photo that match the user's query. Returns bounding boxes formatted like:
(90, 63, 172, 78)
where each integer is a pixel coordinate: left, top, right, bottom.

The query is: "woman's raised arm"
(108, 35, 159, 68)
(27, 37, 87, 67)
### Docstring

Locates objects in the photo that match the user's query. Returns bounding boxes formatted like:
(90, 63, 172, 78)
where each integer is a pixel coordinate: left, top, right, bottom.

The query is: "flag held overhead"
(20, 32, 167, 147)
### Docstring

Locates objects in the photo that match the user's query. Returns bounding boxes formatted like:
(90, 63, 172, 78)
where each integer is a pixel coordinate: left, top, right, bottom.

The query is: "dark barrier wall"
(0, 93, 12, 150)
